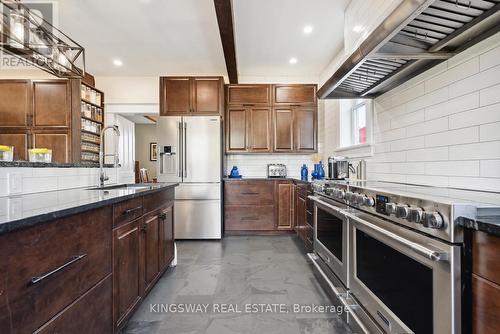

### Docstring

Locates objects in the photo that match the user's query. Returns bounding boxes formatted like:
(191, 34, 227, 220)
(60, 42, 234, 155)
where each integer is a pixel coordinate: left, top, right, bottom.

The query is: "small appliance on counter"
(267, 164, 287, 178)
(328, 156, 350, 179)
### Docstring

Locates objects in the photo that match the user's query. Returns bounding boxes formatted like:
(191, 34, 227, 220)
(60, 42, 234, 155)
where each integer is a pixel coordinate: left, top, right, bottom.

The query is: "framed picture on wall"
(150, 142, 157, 161)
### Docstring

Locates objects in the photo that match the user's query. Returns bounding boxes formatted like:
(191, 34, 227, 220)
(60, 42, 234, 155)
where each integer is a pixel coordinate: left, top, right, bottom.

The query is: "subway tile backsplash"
(225, 155, 316, 179)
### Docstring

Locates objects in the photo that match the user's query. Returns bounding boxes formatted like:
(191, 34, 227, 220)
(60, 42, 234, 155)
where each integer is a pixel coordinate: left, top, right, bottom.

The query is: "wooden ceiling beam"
(214, 0, 238, 84)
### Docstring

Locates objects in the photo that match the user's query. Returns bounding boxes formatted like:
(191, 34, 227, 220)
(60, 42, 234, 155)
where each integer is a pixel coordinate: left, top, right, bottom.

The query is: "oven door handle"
(309, 196, 345, 215)
(348, 213, 449, 262)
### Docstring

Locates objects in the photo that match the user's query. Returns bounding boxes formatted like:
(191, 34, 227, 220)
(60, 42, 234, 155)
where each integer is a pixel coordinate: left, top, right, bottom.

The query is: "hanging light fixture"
(0, 0, 85, 78)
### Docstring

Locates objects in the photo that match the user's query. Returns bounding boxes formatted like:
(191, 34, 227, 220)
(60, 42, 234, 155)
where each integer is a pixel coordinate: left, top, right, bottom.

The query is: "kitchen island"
(0, 182, 178, 333)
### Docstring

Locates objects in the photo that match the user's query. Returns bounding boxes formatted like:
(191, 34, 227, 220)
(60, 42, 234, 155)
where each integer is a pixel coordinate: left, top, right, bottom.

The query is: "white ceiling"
(55, 0, 348, 79)
(56, 0, 227, 76)
(232, 0, 348, 78)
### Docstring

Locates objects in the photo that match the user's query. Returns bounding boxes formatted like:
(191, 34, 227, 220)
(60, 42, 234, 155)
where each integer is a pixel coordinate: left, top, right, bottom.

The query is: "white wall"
(329, 33, 500, 192)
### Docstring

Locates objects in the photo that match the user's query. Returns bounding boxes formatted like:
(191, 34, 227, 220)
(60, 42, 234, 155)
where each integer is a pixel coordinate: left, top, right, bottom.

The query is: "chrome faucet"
(99, 125, 121, 187)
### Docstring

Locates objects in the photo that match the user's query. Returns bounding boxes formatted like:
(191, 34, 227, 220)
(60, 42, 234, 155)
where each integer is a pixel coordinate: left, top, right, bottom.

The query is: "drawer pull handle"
(241, 217, 258, 221)
(241, 192, 259, 195)
(124, 206, 143, 215)
(30, 254, 87, 285)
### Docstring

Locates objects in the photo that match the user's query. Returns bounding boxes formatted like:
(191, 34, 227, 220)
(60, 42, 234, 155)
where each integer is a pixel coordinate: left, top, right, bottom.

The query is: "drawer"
(472, 274, 500, 334)
(0, 206, 112, 333)
(473, 230, 500, 285)
(225, 205, 275, 231)
(143, 188, 174, 214)
(113, 196, 144, 227)
(34, 275, 112, 334)
(224, 181, 275, 206)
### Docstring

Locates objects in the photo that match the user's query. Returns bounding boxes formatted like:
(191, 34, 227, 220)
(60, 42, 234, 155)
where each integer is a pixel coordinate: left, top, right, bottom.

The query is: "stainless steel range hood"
(318, 0, 500, 99)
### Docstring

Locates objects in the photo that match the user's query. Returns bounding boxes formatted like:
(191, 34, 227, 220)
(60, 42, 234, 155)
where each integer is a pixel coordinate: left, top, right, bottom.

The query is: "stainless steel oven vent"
(318, 0, 500, 99)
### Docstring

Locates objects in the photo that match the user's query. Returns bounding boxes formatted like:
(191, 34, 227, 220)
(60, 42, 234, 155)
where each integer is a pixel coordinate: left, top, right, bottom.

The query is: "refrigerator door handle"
(183, 122, 187, 178)
(178, 121, 183, 178)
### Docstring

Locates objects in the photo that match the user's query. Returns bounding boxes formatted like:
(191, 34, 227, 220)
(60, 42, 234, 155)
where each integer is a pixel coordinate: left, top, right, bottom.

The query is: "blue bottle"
(300, 164, 308, 181)
(318, 161, 325, 179)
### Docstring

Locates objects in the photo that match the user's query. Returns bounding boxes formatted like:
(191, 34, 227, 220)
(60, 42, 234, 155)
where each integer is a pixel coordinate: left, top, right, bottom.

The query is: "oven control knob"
(396, 204, 409, 219)
(408, 207, 424, 223)
(356, 194, 366, 206)
(337, 190, 346, 200)
(364, 197, 375, 207)
(424, 212, 445, 229)
(385, 203, 397, 215)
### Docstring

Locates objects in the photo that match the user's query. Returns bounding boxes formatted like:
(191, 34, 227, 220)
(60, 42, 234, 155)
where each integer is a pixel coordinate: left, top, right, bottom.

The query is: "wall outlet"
(7, 173, 23, 195)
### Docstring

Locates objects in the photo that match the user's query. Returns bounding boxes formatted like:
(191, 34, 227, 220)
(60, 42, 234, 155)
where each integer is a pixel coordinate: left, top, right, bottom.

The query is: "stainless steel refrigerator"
(156, 116, 221, 239)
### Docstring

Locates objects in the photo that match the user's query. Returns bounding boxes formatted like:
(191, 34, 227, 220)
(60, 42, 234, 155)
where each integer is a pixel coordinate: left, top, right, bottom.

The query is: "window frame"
(337, 98, 373, 157)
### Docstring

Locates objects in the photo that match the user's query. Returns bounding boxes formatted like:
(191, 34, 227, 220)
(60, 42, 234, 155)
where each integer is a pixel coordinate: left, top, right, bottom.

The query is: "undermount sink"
(86, 183, 154, 191)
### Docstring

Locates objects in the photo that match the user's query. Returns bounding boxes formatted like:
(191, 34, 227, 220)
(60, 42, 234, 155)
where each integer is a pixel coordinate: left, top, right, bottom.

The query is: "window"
(352, 103, 367, 146)
(339, 99, 371, 150)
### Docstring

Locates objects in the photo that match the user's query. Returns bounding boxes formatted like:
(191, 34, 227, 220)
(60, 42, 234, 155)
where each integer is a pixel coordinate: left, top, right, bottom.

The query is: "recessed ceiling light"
(303, 25, 313, 35)
(113, 59, 123, 67)
(289, 58, 298, 65)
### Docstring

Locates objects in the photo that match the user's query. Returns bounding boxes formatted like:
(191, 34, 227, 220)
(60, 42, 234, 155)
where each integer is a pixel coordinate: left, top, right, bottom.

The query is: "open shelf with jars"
(80, 82, 104, 163)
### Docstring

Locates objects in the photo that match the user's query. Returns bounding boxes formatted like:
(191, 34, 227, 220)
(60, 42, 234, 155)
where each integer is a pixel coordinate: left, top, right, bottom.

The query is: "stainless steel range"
(308, 180, 500, 334)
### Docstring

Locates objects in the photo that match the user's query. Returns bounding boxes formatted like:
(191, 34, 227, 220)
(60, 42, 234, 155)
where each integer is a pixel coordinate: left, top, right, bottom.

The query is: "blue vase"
(230, 166, 240, 178)
(318, 161, 325, 179)
(312, 164, 319, 180)
(300, 164, 308, 181)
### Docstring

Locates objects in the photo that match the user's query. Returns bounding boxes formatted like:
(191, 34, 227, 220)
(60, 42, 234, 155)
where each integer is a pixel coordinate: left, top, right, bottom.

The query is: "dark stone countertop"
(0, 182, 179, 235)
(0, 161, 116, 168)
(460, 216, 500, 237)
(223, 177, 310, 183)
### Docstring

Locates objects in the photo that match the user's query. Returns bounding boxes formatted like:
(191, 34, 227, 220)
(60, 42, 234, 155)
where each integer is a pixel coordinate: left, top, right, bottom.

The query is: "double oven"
(310, 184, 462, 334)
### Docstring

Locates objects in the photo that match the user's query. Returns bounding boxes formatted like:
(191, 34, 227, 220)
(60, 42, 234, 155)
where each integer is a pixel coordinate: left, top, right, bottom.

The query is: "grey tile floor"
(124, 235, 352, 334)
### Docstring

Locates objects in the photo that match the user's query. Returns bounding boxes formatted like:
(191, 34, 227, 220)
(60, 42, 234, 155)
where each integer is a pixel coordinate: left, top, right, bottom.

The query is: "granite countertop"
(223, 177, 310, 183)
(0, 182, 179, 235)
(0, 161, 116, 168)
(460, 216, 500, 237)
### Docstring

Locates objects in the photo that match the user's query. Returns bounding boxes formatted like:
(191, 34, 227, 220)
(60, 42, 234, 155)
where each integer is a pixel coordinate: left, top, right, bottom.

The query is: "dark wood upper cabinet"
(0, 80, 30, 127)
(295, 107, 317, 152)
(160, 76, 223, 116)
(273, 106, 316, 153)
(225, 84, 317, 154)
(273, 84, 317, 106)
(248, 107, 272, 152)
(32, 131, 70, 163)
(226, 107, 271, 153)
(227, 84, 271, 106)
(193, 77, 223, 114)
(273, 107, 294, 151)
(33, 80, 71, 128)
(160, 77, 191, 115)
(0, 132, 28, 161)
(227, 107, 247, 152)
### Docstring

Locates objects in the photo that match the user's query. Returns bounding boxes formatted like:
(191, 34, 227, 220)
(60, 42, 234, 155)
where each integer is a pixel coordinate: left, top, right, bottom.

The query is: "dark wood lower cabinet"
(34, 275, 113, 334)
(224, 180, 305, 234)
(0, 187, 176, 334)
(472, 230, 500, 333)
(113, 218, 142, 329)
(142, 214, 161, 295)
